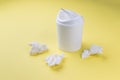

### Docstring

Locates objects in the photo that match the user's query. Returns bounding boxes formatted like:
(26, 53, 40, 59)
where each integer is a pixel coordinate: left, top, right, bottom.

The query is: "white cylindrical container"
(56, 9, 84, 52)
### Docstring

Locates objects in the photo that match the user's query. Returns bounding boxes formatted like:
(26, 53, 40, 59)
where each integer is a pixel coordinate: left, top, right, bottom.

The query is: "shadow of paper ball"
(30, 50, 49, 56)
(93, 54, 107, 60)
(82, 54, 107, 61)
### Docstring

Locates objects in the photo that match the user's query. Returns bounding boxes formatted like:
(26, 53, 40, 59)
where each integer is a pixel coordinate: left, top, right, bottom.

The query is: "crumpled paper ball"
(82, 50, 90, 59)
(82, 45, 103, 59)
(29, 42, 48, 55)
(90, 45, 103, 54)
(45, 53, 64, 66)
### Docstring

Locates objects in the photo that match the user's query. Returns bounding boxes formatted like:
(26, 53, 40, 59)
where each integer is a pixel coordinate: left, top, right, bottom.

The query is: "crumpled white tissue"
(82, 45, 103, 59)
(90, 45, 103, 54)
(29, 42, 48, 55)
(45, 53, 64, 66)
(82, 50, 91, 59)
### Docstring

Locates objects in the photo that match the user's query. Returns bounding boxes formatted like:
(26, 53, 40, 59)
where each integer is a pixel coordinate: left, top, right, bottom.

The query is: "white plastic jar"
(56, 9, 84, 52)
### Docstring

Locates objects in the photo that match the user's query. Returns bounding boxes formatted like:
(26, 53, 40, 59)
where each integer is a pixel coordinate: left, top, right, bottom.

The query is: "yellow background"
(0, 0, 120, 80)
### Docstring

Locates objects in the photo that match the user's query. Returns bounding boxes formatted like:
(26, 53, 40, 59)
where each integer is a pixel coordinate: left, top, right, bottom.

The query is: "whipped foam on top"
(58, 9, 78, 21)
(56, 9, 83, 26)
